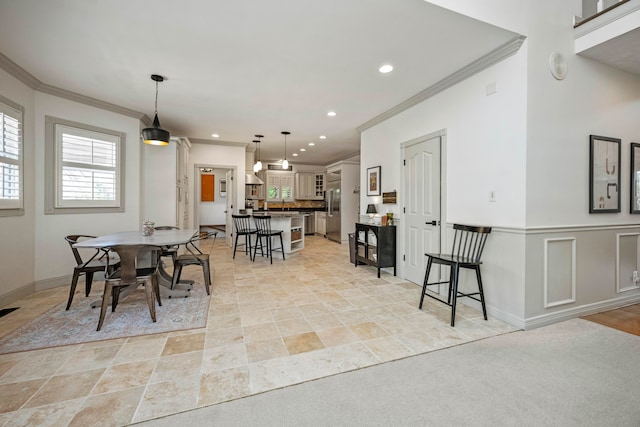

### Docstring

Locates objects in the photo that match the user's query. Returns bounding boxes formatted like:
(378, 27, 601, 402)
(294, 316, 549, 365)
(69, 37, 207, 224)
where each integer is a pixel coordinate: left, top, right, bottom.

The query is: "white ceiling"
(0, 0, 518, 165)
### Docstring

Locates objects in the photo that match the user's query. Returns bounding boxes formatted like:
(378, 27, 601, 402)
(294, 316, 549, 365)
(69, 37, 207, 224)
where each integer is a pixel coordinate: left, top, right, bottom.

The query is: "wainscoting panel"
(616, 233, 640, 293)
(543, 238, 576, 308)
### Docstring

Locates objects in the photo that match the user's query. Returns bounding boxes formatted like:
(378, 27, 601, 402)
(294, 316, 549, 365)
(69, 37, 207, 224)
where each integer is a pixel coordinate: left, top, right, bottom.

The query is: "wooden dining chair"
(419, 224, 492, 327)
(252, 215, 285, 264)
(97, 244, 161, 331)
(232, 214, 256, 259)
(64, 235, 120, 310)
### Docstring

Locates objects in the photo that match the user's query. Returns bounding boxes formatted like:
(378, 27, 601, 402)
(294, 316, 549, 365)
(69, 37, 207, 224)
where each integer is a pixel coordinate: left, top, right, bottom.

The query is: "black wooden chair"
(171, 231, 217, 295)
(252, 215, 285, 264)
(232, 214, 256, 259)
(419, 224, 492, 327)
(98, 244, 161, 331)
(64, 235, 120, 310)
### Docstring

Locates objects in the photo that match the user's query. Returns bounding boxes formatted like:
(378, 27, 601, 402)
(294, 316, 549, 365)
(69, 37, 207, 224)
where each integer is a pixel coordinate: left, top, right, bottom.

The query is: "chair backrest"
(106, 244, 159, 286)
(65, 234, 98, 265)
(232, 214, 253, 233)
(253, 215, 273, 234)
(184, 231, 217, 257)
(450, 224, 492, 262)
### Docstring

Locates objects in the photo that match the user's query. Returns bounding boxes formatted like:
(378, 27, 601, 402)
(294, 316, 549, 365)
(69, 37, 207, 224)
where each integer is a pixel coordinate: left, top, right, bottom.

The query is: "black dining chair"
(98, 244, 162, 331)
(252, 215, 285, 264)
(232, 214, 256, 259)
(419, 224, 492, 327)
(171, 231, 217, 295)
(64, 235, 120, 310)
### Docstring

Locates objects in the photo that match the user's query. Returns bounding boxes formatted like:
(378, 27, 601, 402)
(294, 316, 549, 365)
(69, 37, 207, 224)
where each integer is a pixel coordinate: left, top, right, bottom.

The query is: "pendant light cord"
(154, 80, 159, 115)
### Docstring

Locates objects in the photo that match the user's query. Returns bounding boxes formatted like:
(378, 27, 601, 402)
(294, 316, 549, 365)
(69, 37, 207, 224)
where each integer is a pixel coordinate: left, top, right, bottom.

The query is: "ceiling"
(0, 0, 518, 166)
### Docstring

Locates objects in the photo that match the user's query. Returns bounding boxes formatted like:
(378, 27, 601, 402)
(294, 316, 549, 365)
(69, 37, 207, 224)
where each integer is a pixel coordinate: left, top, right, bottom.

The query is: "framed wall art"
(367, 166, 381, 196)
(631, 143, 640, 213)
(589, 135, 620, 213)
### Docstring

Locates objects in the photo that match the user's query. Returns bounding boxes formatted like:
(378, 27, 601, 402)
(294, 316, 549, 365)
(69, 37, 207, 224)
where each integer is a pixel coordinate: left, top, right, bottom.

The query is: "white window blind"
(0, 100, 23, 211)
(55, 124, 120, 208)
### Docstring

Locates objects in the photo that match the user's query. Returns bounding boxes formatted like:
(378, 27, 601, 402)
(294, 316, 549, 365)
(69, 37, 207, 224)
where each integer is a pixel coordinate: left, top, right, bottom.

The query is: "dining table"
(73, 228, 199, 299)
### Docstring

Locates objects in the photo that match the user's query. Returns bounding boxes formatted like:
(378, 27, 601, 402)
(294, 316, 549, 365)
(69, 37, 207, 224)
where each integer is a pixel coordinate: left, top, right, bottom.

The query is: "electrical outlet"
(489, 191, 496, 202)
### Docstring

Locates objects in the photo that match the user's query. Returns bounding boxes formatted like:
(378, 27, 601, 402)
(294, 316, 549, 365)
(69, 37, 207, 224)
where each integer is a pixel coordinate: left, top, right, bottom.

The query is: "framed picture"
(589, 135, 620, 213)
(367, 166, 381, 196)
(631, 143, 640, 213)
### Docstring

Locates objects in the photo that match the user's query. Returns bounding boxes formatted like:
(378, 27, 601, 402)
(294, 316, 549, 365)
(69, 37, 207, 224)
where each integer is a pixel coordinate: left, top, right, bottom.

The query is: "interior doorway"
(193, 164, 237, 248)
(402, 131, 445, 286)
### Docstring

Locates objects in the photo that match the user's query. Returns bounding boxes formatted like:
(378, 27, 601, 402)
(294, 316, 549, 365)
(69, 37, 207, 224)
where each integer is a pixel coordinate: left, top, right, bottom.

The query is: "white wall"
(189, 143, 247, 217)
(33, 93, 142, 284)
(0, 68, 36, 303)
(143, 140, 177, 227)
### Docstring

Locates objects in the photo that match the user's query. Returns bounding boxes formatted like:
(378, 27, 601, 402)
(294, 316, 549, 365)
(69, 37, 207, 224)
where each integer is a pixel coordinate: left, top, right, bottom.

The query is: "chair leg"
(450, 264, 460, 327)
(279, 234, 285, 261)
(202, 259, 212, 295)
(85, 272, 94, 297)
(143, 278, 157, 323)
(97, 281, 113, 331)
(112, 287, 121, 312)
(419, 258, 433, 309)
(66, 270, 81, 310)
(252, 235, 261, 261)
(267, 236, 273, 264)
(475, 266, 488, 320)
(233, 233, 240, 259)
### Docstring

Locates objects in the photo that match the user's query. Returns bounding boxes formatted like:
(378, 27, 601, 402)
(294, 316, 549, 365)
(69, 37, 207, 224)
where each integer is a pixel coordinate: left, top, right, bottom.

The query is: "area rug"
(0, 285, 210, 355)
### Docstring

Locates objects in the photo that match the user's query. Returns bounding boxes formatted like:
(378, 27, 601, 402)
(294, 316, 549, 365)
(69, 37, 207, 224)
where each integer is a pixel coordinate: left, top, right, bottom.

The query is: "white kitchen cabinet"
(266, 171, 294, 203)
(295, 172, 325, 200)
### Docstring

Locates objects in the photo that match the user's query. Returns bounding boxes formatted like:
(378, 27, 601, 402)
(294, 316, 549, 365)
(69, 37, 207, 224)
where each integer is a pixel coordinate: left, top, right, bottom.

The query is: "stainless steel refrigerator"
(326, 177, 341, 243)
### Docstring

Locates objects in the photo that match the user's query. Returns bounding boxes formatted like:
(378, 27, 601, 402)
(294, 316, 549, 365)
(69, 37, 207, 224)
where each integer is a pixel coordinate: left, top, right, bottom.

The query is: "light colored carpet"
(0, 284, 209, 354)
(135, 319, 640, 426)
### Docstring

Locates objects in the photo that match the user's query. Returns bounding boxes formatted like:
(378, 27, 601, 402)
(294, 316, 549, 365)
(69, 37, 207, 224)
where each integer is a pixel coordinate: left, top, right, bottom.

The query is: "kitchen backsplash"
(256, 200, 326, 210)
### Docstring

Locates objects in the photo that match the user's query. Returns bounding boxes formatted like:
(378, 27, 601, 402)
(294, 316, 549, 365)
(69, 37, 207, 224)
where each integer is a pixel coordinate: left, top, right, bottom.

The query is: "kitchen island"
(252, 211, 305, 256)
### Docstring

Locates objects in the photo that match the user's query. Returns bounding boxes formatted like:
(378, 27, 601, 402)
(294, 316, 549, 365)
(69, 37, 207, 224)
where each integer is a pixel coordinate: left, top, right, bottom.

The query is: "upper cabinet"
(295, 172, 325, 200)
(265, 171, 295, 202)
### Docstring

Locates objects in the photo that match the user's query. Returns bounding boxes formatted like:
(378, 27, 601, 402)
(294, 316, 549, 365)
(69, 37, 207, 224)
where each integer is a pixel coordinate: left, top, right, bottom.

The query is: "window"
(0, 95, 24, 216)
(45, 116, 125, 214)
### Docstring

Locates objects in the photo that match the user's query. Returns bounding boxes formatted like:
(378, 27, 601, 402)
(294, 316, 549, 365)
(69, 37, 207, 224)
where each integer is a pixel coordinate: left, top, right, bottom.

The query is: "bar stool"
(252, 215, 285, 264)
(419, 224, 491, 326)
(232, 214, 256, 259)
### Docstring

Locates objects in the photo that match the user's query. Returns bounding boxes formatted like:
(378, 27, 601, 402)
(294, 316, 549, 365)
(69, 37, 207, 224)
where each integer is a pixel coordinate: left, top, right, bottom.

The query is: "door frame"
(193, 163, 238, 247)
(400, 129, 447, 281)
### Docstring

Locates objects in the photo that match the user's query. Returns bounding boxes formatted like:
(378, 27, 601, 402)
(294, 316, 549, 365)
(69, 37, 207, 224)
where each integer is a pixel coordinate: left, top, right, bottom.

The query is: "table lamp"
(366, 204, 377, 223)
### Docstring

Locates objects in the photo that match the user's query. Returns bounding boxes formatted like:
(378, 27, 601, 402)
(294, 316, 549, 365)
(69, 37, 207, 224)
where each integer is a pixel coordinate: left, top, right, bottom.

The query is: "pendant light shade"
(281, 131, 290, 169)
(142, 74, 170, 146)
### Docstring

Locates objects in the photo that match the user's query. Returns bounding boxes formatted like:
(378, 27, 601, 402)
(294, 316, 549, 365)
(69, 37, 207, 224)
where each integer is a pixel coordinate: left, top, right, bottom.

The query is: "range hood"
(245, 173, 264, 185)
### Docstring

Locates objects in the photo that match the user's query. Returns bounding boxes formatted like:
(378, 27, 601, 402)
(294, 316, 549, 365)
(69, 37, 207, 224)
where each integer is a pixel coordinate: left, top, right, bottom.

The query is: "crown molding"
(0, 50, 146, 120)
(357, 34, 526, 133)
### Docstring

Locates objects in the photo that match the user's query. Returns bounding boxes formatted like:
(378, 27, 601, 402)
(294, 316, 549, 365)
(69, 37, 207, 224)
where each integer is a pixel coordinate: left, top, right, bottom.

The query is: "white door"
(404, 135, 441, 285)
(225, 170, 233, 247)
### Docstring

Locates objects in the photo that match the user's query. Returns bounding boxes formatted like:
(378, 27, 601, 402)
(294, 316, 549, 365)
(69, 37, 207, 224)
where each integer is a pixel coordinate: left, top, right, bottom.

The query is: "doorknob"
(426, 220, 440, 226)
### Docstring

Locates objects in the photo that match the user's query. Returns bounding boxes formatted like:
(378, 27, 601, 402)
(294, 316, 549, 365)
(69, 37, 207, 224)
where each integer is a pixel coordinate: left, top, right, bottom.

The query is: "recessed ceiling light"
(319, 135, 326, 139)
(292, 153, 299, 157)
(327, 111, 336, 117)
(211, 133, 219, 138)
(379, 64, 393, 73)
(300, 148, 306, 152)
(308, 142, 315, 146)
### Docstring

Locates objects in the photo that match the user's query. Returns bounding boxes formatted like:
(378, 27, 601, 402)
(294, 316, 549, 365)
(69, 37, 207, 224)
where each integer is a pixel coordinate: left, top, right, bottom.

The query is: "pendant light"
(254, 134, 264, 172)
(281, 131, 290, 169)
(142, 74, 170, 146)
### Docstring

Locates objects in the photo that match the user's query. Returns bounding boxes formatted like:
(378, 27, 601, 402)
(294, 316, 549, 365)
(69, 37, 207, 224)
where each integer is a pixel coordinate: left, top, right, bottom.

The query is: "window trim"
(0, 94, 24, 217)
(45, 116, 126, 215)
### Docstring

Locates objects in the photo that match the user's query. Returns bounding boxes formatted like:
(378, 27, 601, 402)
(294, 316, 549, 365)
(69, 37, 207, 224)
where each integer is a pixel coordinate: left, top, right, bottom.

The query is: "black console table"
(354, 223, 396, 278)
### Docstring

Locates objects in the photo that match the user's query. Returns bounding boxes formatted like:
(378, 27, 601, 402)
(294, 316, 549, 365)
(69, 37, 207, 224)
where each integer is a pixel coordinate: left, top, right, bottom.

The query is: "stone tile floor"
(0, 236, 517, 426)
